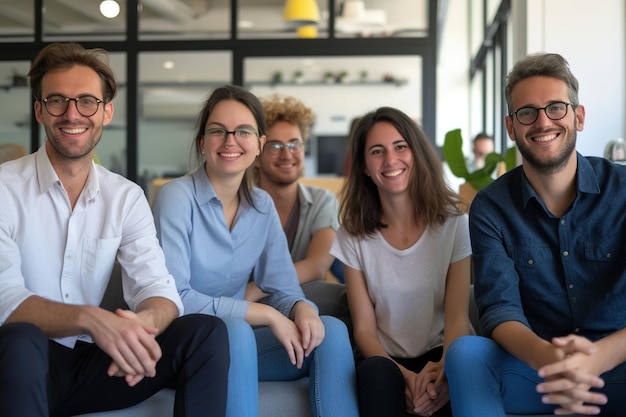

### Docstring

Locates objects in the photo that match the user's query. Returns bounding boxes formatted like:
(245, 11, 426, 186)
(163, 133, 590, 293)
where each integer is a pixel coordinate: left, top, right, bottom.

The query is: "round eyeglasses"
(264, 141, 303, 156)
(509, 101, 574, 125)
(204, 127, 259, 141)
(41, 95, 104, 117)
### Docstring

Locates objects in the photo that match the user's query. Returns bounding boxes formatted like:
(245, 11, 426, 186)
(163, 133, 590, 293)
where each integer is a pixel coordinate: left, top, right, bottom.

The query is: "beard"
(45, 123, 101, 160)
(259, 163, 303, 186)
(514, 127, 577, 175)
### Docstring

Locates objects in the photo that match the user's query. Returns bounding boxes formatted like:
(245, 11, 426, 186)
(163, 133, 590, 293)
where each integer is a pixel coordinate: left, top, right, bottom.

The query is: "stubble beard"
(514, 127, 577, 175)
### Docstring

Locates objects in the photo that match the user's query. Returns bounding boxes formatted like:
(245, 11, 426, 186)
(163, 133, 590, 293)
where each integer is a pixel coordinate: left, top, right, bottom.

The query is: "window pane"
(335, 0, 428, 38)
(99, 53, 127, 175)
(245, 55, 422, 176)
(138, 51, 232, 192)
(139, 0, 230, 40)
(0, 0, 34, 42)
(0, 61, 31, 154)
(43, 0, 126, 41)
(238, 0, 330, 39)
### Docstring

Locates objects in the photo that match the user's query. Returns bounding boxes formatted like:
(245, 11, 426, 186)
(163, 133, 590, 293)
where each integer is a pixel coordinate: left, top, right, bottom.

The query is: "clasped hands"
(536, 335, 607, 415)
(270, 302, 325, 369)
(91, 308, 162, 387)
(404, 360, 449, 416)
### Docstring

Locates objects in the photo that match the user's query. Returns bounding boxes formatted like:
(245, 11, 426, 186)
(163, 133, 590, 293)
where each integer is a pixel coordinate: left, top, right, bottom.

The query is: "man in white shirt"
(0, 42, 229, 417)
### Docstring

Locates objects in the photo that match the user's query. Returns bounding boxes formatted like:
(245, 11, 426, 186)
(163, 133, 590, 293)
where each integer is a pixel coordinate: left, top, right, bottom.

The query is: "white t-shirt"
(331, 214, 471, 358)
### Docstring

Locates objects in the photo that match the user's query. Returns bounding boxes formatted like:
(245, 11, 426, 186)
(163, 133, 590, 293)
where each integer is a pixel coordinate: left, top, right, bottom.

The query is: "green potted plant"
(293, 70, 304, 84)
(271, 71, 283, 85)
(442, 128, 517, 201)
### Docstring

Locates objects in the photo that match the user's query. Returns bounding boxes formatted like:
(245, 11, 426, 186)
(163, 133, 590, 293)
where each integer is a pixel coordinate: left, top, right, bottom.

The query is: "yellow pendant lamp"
(283, 0, 321, 27)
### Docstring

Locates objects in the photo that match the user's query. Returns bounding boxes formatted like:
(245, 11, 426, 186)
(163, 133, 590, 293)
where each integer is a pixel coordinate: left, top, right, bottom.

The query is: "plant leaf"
(505, 146, 517, 170)
(442, 129, 469, 179)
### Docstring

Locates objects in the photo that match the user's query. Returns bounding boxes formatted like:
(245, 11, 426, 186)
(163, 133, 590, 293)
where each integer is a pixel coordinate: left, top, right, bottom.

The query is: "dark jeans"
(0, 314, 229, 417)
(356, 346, 452, 417)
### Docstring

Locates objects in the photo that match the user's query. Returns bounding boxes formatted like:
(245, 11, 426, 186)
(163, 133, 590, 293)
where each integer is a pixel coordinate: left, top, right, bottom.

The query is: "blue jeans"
(445, 335, 626, 417)
(222, 315, 358, 417)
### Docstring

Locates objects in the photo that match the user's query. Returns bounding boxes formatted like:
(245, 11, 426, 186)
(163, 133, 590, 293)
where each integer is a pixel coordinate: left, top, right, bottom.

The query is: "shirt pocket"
(584, 240, 616, 262)
(80, 236, 122, 283)
(509, 244, 560, 297)
(509, 244, 552, 270)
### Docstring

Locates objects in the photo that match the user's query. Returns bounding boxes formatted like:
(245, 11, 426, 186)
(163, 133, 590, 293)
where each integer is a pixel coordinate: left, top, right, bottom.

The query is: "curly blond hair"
(260, 94, 315, 142)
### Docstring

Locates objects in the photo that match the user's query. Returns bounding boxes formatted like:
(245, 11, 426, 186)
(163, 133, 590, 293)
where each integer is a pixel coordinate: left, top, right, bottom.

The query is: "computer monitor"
(315, 135, 349, 176)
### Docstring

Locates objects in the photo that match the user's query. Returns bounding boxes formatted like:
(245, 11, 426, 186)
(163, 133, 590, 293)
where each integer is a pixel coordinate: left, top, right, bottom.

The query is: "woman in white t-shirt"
(331, 107, 472, 417)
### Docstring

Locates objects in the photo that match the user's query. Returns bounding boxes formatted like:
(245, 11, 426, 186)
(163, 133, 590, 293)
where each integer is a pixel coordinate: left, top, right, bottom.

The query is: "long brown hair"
(339, 107, 464, 237)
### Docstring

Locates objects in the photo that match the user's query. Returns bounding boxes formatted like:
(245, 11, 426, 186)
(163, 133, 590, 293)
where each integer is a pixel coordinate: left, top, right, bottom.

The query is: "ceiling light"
(283, 0, 320, 27)
(297, 25, 318, 38)
(163, 61, 175, 70)
(99, 0, 120, 19)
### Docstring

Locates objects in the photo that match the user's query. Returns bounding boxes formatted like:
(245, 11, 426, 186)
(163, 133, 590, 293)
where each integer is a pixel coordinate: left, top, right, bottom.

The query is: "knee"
(358, 356, 397, 373)
(445, 335, 492, 375)
(0, 323, 48, 371)
(221, 316, 256, 362)
(357, 356, 403, 388)
(320, 315, 347, 336)
(318, 315, 352, 349)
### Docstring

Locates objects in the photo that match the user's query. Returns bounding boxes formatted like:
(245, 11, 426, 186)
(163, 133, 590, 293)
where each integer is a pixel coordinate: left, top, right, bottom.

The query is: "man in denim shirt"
(445, 53, 626, 417)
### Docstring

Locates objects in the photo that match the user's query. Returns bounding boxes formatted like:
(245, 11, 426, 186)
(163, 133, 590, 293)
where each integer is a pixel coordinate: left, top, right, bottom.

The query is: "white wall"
(437, 0, 470, 148)
(513, 0, 626, 157)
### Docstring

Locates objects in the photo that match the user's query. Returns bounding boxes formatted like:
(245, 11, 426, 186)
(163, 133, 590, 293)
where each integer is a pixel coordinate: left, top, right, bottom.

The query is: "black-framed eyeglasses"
(264, 141, 303, 156)
(509, 101, 574, 125)
(41, 95, 104, 117)
(204, 127, 259, 140)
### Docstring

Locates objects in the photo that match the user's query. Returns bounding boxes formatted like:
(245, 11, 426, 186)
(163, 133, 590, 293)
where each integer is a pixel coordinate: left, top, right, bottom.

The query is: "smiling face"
(35, 65, 113, 161)
(506, 76, 584, 174)
(363, 121, 413, 195)
(201, 99, 265, 180)
(257, 120, 304, 186)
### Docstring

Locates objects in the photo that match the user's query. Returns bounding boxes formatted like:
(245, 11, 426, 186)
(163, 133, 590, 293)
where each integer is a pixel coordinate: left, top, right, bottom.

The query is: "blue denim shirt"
(470, 153, 626, 343)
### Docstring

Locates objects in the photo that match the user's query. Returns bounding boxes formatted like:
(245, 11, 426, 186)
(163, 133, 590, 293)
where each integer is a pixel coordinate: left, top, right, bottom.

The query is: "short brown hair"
(28, 42, 117, 103)
(505, 53, 579, 112)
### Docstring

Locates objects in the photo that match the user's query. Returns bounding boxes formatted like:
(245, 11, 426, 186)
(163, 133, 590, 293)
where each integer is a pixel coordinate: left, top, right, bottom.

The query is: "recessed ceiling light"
(99, 0, 120, 19)
(163, 61, 175, 70)
(238, 20, 254, 29)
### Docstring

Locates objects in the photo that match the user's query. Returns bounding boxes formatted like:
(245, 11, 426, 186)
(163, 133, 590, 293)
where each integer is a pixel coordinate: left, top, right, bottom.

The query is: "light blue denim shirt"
(471, 153, 626, 343)
(153, 167, 310, 320)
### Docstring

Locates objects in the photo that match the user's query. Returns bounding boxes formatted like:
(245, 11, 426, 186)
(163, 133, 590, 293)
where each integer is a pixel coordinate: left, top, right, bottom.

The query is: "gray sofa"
(73, 266, 574, 417)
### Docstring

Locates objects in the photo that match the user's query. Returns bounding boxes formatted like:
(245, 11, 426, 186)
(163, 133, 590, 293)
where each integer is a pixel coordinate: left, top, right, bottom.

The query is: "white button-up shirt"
(0, 145, 183, 347)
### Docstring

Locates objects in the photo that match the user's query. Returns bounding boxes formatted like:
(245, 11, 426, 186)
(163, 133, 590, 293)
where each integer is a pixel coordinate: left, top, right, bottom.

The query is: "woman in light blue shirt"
(153, 85, 358, 417)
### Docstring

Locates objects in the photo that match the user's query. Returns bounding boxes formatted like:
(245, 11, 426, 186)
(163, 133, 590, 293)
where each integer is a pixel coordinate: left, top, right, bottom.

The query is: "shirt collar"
(520, 152, 600, 209)
(296, 182, 314, 207)
(35, 143, 100, 201)
(192, 165, 219, 205)
(192, 164, 249, 210)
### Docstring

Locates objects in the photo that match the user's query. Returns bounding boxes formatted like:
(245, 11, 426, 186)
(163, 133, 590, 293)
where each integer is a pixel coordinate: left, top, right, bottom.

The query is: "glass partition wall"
(0, 0, 438, 192)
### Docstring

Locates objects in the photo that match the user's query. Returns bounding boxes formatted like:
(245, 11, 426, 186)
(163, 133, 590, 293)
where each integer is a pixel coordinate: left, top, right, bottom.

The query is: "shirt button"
(568, 284, 574, 289)
(607, 253, 612, 259)
(64, 293, 69, 298)
(574, 327, 580, 333)
(560, 219, 565, 225)
(527, 259, 534, 265)
(563, 251, 569, 256)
